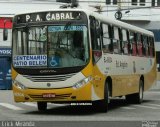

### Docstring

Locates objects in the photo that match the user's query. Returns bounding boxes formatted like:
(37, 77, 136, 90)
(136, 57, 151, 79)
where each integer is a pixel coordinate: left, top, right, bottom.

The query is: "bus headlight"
(72, 76, 92, 89)
(13, 80, 27, 90)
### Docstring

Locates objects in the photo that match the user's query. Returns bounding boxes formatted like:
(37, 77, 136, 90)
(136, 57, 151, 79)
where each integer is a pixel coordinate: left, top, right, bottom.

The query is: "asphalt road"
(0, 90, 160, 127)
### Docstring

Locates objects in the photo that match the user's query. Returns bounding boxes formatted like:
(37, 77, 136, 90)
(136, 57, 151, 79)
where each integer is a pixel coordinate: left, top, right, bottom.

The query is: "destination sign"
(48, 25, 84, 32)
(13, 55, 47, 67)
(16, 11, 83, 23)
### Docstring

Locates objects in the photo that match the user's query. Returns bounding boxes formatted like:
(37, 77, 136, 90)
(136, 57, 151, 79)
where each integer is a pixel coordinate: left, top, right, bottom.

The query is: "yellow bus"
(11, 8, 156, 112)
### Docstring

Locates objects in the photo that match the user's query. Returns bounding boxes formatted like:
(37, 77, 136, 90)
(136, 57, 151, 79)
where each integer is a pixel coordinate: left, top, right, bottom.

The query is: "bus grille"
(23, 73, 77, 82)
(29, 93, 72, 101)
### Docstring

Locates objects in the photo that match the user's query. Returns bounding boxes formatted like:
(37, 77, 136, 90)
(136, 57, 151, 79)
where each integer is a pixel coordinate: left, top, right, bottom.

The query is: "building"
(0, 17, 12, 89)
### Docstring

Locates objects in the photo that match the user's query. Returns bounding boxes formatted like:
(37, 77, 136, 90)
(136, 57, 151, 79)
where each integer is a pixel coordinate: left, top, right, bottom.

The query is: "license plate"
(42, 93, 56, 98)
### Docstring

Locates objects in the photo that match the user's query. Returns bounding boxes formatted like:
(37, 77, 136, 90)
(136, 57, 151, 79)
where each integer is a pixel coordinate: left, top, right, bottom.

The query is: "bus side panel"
(144, 59, 157, 91)
(92, 64, 106, 100)
(111, 75, 139, 97)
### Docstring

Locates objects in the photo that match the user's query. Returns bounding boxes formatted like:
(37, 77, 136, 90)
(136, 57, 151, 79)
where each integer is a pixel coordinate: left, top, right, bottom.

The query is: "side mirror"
(3, 28, 8, 41)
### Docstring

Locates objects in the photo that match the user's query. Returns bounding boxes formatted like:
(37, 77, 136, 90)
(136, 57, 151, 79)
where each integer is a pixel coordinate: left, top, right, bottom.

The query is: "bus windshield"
(12, 24, 89, 68)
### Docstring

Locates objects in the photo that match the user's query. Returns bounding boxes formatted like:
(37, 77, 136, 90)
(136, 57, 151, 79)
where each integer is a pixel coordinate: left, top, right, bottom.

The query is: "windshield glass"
(12, 25, 89, 68)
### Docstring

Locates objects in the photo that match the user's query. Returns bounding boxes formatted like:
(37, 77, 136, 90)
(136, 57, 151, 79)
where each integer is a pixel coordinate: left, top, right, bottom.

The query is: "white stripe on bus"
(147, 103, 160, 107)
(133, 105, 160, 109)
(121, 107, 136, 110)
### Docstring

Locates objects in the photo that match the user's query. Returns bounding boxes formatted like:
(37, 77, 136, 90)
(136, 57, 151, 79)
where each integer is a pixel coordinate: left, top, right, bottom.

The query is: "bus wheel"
(137, 79, 144, 103)
(126, 79, 144, 104)
(94, 81, 110, 112)
(37, 102, 47, 111)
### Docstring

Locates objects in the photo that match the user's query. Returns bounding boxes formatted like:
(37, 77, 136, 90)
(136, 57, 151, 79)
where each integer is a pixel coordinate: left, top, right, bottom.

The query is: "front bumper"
(13, 82, 92, 103)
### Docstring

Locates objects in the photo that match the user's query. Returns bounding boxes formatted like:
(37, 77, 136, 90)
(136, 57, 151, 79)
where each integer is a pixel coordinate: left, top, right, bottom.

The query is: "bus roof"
(14, 8, 154, 37)
(87, 10, 154, 37)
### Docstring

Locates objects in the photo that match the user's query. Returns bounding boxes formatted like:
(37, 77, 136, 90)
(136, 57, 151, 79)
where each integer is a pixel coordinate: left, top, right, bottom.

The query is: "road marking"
(152, 99, 160, 101)
(121, 107, 136, 110)
(21, 102, 37, 107)
(147, 103, 160, 107)
(0, 103, 24, 110)
(133, 105, 160, 109)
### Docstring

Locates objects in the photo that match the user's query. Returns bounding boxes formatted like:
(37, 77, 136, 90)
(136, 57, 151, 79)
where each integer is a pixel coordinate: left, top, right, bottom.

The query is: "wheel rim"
(106, 82, 110, 103)
(139, 81, 143, 101)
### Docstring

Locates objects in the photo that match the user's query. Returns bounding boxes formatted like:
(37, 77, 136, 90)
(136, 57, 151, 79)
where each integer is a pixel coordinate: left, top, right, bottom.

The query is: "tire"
(93, 81, 110, 112)
(137, 79, 144, 104)
(126, 79, 144, 104)
(37, 102, 47, 111)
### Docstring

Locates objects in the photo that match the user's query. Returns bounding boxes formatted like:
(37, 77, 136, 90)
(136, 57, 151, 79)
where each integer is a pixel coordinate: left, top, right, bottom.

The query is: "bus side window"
(127, 30, 131, 55)
(90, 16, 102, 63)
(129, 31, 137, 56)
(113, 26, 120, 54)
(143, 35, 148, 57)
(90, 17, 101, 50)
(122, 29, 128, 55)
(102, 23, 112, 53)
(147, 37, 150, 57)
(149, 37, 155, 57)
(137, 33, 143, 56)
(152, 37, 155, 57)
